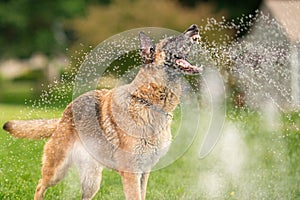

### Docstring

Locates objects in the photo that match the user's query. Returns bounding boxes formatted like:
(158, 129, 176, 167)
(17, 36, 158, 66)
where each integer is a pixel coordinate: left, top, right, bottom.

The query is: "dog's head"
(139, 24, 201, 75)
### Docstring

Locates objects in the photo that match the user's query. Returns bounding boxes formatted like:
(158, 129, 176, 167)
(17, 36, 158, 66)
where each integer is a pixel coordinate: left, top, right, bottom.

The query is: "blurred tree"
(0, 0, 262, 58)
(0, 0, 111, 58)
(213, 0, 262, 18)
(178, 0, 262, 37)
(178, 0, 262, 17)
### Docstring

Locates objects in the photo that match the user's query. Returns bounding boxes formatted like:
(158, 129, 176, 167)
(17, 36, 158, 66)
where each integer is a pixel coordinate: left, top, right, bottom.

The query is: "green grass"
(0, 82, 37, 104)
(0, 103, 299, 199)
(0, 104, 62, 199)
(0, 104, 199, 200)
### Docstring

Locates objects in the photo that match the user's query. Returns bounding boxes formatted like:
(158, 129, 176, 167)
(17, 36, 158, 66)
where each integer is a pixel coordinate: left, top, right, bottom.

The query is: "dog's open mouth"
(175, 32, 201, 74)
(176, 58, 201, 74)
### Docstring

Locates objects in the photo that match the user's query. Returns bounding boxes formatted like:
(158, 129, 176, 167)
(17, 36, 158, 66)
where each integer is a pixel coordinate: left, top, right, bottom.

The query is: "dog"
(3, 24, 201, 200)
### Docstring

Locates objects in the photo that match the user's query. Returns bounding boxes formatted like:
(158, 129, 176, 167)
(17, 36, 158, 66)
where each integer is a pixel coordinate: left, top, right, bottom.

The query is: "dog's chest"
(115, 129, 172, 172)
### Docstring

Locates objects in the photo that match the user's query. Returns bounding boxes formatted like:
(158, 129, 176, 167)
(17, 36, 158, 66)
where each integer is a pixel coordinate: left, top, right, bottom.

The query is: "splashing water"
(72, 27, 208, 171)
(193, 9, 299, 199)
(18, 8, 300, 199)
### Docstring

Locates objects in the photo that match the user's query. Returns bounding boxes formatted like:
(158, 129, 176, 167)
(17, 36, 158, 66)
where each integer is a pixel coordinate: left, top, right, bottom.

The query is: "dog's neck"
(132, 64, 182, 88)
(128, 64, 182, 114)
(110, 63, 181, 138)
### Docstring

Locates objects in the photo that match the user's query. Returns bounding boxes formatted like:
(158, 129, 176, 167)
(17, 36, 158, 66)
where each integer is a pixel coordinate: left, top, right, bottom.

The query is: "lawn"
(0, 103, 299, 199)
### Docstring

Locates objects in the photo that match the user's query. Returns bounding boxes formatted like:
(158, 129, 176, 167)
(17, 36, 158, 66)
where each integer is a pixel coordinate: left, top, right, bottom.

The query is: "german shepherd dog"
(3, 24, 201, 200)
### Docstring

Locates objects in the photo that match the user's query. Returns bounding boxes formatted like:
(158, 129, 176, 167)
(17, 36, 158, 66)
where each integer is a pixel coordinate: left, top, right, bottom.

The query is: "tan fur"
(3, 119, 59, 139)
(3, 25, 200, 200)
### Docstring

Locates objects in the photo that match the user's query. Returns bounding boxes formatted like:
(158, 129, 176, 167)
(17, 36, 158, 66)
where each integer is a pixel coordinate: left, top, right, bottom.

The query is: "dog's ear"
(139, 32, 155, 64)
(184, 24, 199, 36)
(183, 24, 200, 44)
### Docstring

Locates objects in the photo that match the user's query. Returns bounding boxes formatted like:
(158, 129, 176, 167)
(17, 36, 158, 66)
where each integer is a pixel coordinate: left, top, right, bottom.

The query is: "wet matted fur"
(3, 24, 201, 200)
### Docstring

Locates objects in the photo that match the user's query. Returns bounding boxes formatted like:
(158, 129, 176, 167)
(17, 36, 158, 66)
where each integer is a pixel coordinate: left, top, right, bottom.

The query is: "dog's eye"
(150, 47, 155, 53)
(174, 55, 182, 60)
(191, 35, 200, 44)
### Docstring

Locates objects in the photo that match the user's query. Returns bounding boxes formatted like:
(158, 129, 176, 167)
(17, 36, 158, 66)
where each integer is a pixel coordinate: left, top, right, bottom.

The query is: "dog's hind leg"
(79, 166, 103, 200)
(73, 142, 103, 200)
(34, 125, 75, 200)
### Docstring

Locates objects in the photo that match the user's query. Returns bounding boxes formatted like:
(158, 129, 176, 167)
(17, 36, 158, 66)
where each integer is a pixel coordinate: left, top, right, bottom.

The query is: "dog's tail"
(3, 119, 60, 139)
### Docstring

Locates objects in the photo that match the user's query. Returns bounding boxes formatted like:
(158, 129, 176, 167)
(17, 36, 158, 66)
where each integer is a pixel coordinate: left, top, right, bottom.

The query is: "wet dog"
(3, 24, 201, 200)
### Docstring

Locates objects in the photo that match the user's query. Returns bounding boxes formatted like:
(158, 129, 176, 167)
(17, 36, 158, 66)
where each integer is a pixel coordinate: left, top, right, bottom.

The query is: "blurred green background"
(0, 0, 262, 105)
(1, 1, 299, 200)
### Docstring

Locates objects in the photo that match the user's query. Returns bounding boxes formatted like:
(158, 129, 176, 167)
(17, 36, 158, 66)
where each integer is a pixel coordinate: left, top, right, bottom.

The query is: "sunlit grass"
(0, 103, 299, 199)
(0, 104, 198, 199)
(0, 104, 60, 199)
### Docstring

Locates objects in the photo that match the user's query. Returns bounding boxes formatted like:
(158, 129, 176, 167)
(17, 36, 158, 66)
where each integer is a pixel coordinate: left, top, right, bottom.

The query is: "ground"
(0, 103, 299, 199)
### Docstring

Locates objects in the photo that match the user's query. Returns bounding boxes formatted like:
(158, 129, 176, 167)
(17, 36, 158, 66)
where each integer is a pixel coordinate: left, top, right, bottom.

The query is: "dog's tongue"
(176, 59, 201, 74)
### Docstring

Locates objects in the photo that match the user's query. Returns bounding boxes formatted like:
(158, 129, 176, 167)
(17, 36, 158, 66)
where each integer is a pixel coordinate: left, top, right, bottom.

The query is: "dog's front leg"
(120, 172, 143, 200)
(140, 173, 149, 200)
